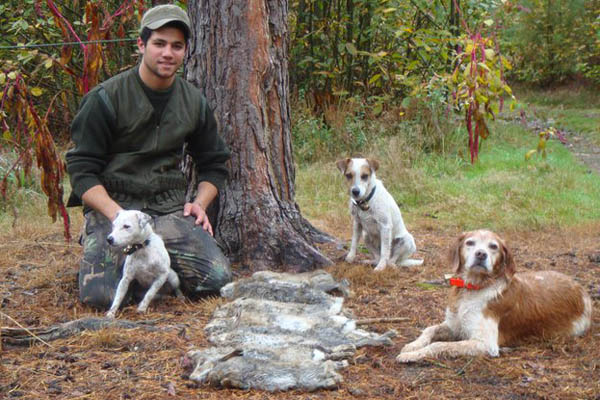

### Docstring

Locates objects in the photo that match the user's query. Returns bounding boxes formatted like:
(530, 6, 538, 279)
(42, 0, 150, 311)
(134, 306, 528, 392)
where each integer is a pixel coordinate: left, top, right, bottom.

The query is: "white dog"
(336, 158, 423, 271)
(397, 230, 592, 362)
(106, 210, 182, 318)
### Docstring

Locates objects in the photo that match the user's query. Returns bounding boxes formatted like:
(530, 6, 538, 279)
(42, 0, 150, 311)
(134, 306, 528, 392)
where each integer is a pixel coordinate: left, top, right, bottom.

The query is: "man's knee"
(78, 268, 115, 310)
(78, 240, 123, 310)
(152, 211, 232, 296)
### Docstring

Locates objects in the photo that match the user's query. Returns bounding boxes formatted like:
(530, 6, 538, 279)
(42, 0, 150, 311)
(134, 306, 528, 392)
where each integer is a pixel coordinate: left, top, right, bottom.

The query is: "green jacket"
(66, 66, 230, 214)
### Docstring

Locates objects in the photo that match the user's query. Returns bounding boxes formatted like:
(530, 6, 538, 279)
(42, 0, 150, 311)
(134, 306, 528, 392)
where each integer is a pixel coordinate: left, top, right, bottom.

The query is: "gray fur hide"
(187, 270, 397, 392)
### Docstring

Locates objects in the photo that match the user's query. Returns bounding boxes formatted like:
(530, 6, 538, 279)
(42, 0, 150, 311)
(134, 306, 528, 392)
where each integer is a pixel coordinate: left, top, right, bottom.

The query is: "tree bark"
(185, 0, 333, 272)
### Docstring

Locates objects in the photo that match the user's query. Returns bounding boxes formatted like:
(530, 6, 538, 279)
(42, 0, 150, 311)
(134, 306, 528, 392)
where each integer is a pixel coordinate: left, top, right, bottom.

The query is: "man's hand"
(183, 202, 213, 236)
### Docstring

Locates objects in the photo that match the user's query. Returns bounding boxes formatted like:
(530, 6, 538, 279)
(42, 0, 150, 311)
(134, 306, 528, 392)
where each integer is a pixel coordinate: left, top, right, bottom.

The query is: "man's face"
(137, 26, 186, 83)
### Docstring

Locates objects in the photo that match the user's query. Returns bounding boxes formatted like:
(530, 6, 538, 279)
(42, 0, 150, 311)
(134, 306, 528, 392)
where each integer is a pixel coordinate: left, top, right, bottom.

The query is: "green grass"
(511, 84, 600, 144)
(407, 123, 600, 230)
(296, 93, 600, 233)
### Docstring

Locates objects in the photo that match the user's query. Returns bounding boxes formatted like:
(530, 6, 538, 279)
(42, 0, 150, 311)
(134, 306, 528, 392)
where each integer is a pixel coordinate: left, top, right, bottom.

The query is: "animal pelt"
(186, 270, 396, 392)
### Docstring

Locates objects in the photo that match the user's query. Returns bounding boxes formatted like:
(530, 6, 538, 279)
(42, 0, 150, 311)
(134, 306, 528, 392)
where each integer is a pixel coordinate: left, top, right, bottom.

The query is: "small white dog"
(106, 210, 183, 318)
(336, 158, 423, 271)
(397, 230, 592, 362)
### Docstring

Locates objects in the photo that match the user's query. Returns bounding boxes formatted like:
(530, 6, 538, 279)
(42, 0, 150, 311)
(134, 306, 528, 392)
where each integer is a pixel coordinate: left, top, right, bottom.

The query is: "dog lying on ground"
(336, 158, 423, 271)
(397, 229, 592, 362)
(106, 210, 182, 318)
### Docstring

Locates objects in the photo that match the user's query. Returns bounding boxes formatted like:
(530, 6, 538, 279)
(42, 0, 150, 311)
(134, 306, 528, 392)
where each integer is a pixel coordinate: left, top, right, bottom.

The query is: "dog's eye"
(361, 174, 369, 180)
(345, 173, 352, 180)
(489, 243, 499, 250)
(122, 224, 130, 229)
(465, 240, 475, 246)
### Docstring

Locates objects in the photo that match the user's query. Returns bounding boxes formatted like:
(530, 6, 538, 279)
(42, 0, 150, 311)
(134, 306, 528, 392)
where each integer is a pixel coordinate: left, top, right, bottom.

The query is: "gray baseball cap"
(140, 4, 191, 37)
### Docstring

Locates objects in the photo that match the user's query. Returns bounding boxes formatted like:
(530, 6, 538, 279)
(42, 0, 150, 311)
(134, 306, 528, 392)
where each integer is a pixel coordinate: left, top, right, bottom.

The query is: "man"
(66, 4, 232, 309)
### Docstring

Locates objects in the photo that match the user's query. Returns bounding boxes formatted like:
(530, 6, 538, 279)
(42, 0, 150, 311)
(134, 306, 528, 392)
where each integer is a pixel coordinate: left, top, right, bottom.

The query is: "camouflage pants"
(78, 210, 232, 310)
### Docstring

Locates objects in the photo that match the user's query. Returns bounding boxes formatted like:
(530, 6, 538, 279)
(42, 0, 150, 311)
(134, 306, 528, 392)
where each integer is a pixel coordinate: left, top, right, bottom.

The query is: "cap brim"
(144, 18, 190, 35)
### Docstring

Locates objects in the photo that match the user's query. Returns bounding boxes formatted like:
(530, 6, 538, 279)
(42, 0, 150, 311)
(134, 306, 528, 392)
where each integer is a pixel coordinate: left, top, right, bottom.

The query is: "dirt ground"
(1, 214, 599, 400)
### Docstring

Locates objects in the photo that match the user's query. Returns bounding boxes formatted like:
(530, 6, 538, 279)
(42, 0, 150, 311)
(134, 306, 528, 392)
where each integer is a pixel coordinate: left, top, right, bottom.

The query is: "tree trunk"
(184, 0, 333, 272)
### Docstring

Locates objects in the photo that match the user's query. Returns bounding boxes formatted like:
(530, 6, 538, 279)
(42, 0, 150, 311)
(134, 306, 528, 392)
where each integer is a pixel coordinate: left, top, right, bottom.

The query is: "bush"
(499, 0, 599, 86)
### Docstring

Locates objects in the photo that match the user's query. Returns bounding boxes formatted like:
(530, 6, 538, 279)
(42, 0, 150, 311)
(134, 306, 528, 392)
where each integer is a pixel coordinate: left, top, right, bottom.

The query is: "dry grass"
(1, 209, 599, 399)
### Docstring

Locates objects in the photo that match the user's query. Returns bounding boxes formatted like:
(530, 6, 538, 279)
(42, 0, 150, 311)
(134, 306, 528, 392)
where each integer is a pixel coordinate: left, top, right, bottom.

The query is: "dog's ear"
(367, 158, 379, 172)
(336, 158, 351, 173)
(449, 232, 468, 274)
(137, 212, 152, 229)
(499, 237, 516, 279)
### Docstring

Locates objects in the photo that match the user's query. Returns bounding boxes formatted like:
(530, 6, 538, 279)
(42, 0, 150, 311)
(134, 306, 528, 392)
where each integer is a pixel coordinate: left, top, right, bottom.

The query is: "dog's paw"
(345, 253, 356, 263)
(106, 310, 116, 319)
(396, 351, 423, 363)
(137, 305, 148, 313)
(374, 261, 388, 271)
(400, 341, 423, 354)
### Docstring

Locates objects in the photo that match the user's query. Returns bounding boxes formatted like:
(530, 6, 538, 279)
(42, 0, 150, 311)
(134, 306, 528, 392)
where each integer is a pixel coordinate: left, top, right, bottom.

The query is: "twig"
(11, 204, 18, 229)
(355, 317, 409, 325)
(1, 311, 54, 348)
(456, 357, 475, 375)
(218, 349, 243, 361)
(428, 359, 452, 370)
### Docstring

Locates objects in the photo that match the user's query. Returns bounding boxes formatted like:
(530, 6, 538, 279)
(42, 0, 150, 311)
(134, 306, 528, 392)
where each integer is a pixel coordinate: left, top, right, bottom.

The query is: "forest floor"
(1, 211, 599, 399)
(2, 98, 600, 399)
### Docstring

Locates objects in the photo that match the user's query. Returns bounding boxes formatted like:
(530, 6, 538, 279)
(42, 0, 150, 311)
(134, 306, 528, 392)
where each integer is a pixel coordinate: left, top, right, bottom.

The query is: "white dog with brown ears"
(397, 230, 592, 362)
(106, 210, 183, 318)
(336, 158, 423, 271)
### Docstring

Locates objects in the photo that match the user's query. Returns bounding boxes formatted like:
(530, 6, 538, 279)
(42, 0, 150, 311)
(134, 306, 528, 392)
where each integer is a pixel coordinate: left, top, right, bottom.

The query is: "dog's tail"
(399, 259, 424, 267)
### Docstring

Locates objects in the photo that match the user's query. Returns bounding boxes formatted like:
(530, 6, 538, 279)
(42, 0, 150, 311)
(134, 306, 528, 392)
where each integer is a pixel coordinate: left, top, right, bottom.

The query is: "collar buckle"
(352, 186, 377, 211)
(123, 239, 151, 255)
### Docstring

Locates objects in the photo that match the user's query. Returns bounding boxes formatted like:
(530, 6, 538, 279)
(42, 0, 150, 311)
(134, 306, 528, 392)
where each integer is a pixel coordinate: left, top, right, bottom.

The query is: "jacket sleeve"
(185, 98, 231, 193)
(65, 88, 116, 206)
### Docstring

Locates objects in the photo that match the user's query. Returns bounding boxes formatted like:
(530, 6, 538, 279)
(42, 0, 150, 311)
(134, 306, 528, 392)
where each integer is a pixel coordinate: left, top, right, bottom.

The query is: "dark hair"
(139, 21, 190, 46)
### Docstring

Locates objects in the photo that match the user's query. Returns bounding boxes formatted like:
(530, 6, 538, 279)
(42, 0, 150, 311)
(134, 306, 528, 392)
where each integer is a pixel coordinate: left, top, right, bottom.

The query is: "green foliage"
(446, 33, 515, 162)
(292, 95, 370, 163)
(290, 0, 519, 164)
(525, 127, 559, 161)
(0, 0, 144, 141)
(396, 85, 462, 156)
(578, 3, 600, 83)
(498, 0, 600, 85)
(291, 84, 465, 165)
(289, 0, 509, 98)
(290, 0, 457, 103)
(0, 0, 147, 237)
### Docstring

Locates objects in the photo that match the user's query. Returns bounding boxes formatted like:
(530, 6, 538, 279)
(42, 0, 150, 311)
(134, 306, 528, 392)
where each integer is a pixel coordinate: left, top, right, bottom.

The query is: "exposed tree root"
(1, 316, 164, 346)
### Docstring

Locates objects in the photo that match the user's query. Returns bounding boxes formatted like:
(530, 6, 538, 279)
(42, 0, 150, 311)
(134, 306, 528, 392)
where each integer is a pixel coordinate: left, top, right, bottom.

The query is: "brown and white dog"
(397, 230, 592, 362)
(336, 158, 423, 271)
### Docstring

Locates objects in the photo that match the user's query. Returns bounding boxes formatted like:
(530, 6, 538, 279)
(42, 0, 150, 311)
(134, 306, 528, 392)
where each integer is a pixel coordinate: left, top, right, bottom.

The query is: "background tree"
(497, 0, 598, 85)
(185, 0, 332, 271)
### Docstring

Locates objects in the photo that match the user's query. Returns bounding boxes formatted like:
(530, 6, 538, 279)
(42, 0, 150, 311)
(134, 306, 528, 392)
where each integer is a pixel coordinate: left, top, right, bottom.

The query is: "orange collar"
(449, 277, 481, 290)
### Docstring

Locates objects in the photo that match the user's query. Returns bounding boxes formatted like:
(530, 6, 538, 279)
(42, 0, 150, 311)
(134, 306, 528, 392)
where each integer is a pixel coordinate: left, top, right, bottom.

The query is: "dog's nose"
(351, 187, 360, 197)
(475, 250, 487, 260)
(107, 236, 114, 245)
